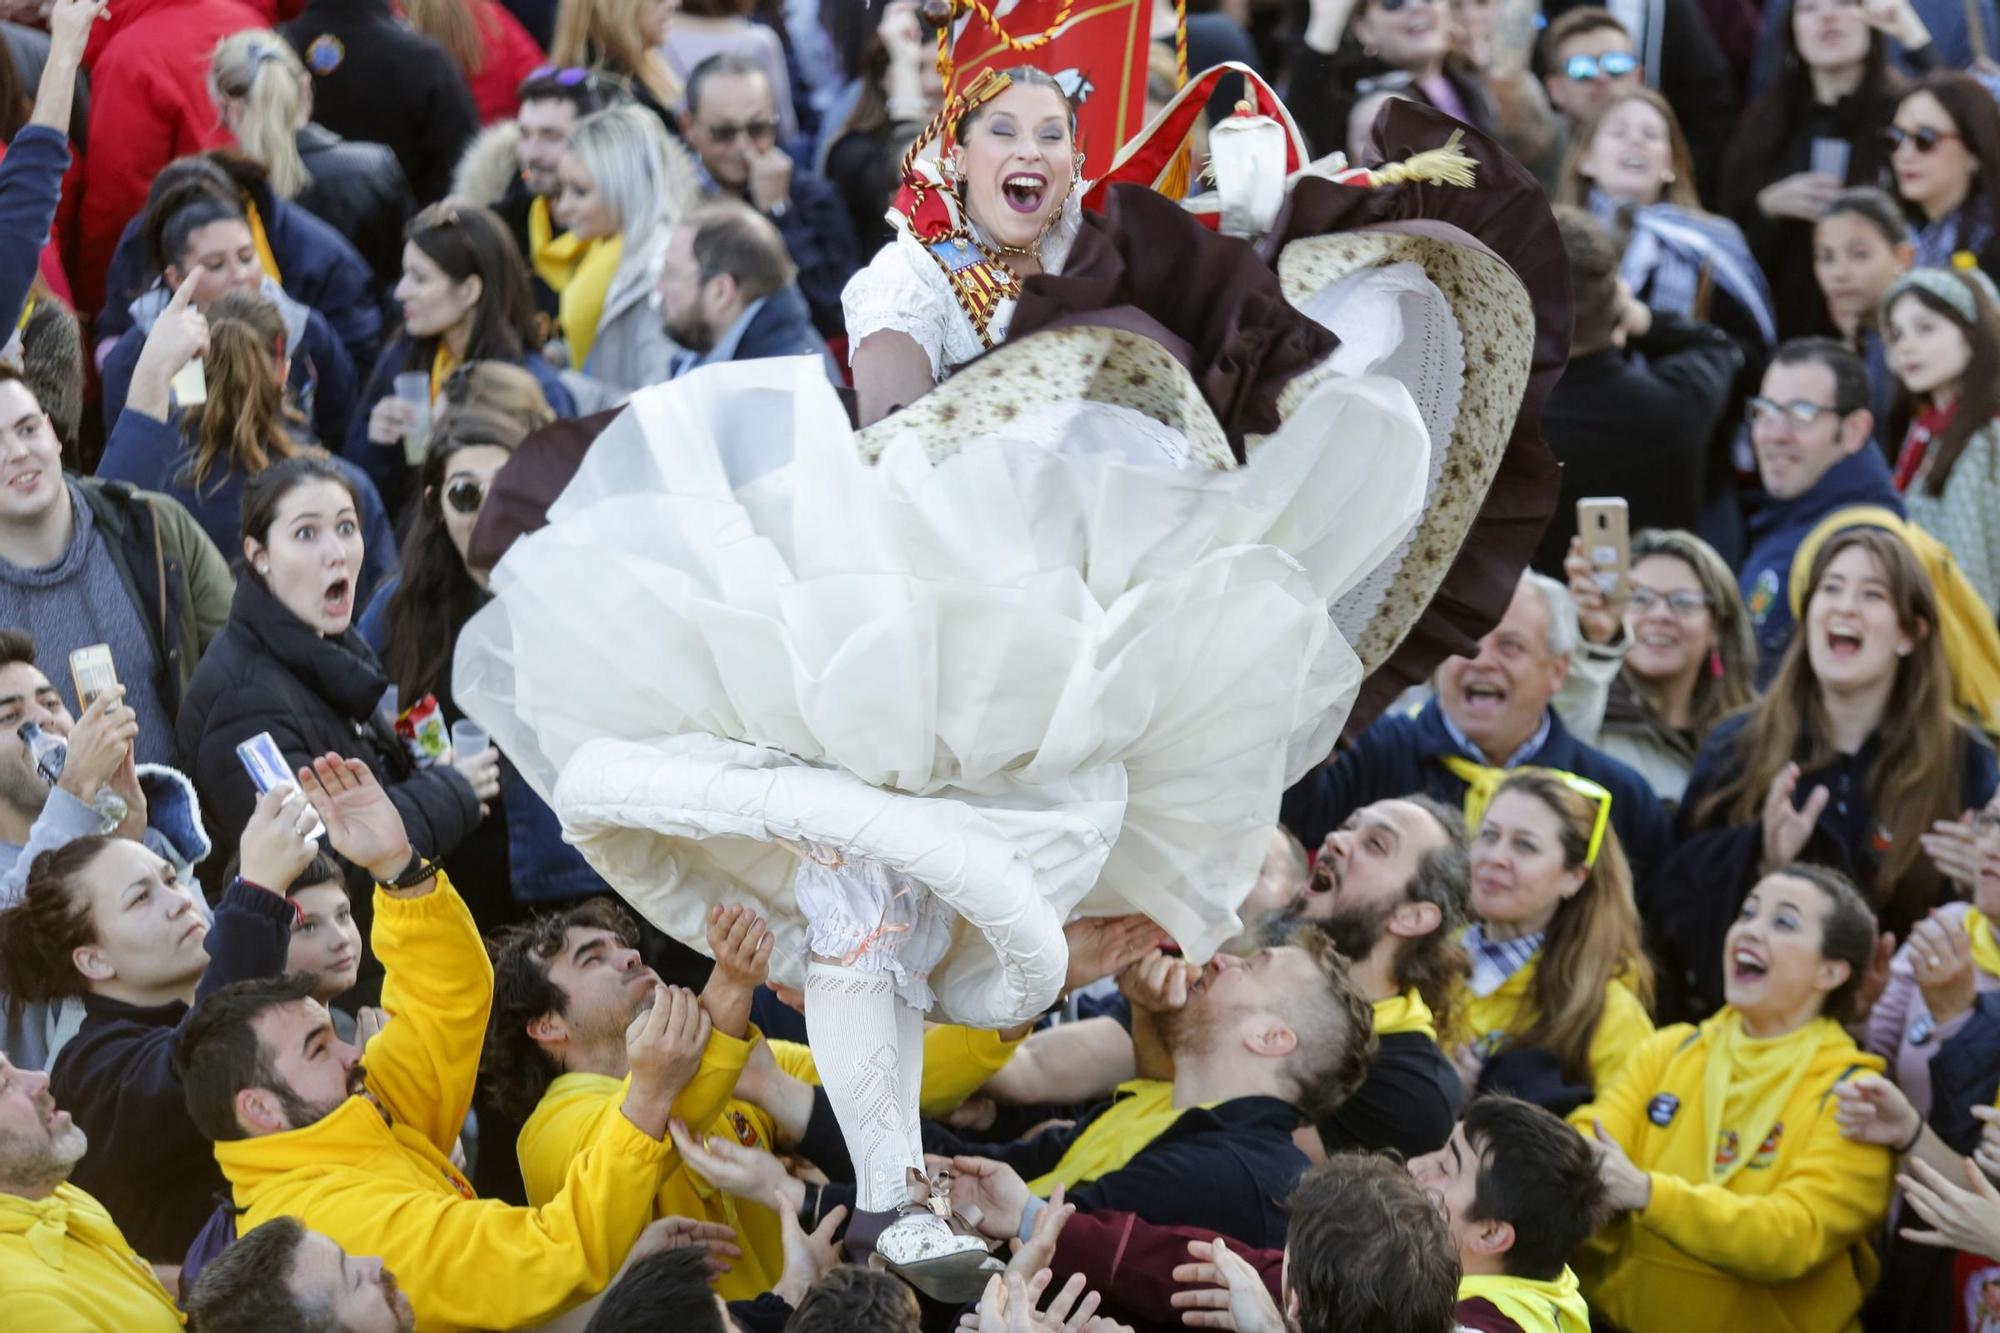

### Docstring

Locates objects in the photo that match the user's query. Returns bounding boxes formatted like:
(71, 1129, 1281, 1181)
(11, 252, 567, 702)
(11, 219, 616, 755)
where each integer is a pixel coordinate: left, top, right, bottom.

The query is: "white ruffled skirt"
(454, 355, 1430, 1025)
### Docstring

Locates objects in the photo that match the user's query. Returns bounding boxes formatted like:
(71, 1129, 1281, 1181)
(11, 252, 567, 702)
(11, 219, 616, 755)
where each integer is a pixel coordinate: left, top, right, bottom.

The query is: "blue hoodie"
(1740, 447, 1903, 685)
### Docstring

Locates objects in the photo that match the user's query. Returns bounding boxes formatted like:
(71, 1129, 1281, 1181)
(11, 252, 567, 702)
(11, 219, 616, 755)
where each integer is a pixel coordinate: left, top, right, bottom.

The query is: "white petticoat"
(454, 355, 1429, 1025)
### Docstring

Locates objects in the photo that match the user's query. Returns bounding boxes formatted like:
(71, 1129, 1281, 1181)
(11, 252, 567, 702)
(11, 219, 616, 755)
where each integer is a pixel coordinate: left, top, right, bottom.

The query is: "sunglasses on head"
(444, 477, 487, 515)
(526, 64, 591, 86)
(1563, 51, 1639, 81)
(1374, 0, 1440, 13)
(1883, 125, 1961, 153)
(1517, 768, 1615, 868)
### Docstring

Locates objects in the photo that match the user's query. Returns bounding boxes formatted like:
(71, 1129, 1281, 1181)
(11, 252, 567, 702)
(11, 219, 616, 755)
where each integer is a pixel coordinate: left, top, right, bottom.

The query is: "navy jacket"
(1739, 448, 1903, 685)
(807, 1090, 1310, 1250)
(50, 880, 295, 1262)
(96, 410, 399, 607)
(0, 125, 66, 338)
(96, 179, 384, 378)
(733, 286, 826, 362)
(1650, 715, 1999, 1022)
(1280, 698, 1675, 876)
(350, 333, 577, 516)
(712, 170, 858, 342)
(101, 301, 358, 456)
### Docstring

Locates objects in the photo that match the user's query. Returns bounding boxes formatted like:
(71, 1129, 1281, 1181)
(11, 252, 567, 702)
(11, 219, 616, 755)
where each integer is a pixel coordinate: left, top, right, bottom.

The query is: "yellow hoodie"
(215, 877, 675, 1333)
(1455, 954, 1654, 1094)
(1569, 1011, 1894, 1333)
(0, 1182, 183, 1329)
(518, 1023, 1023, 1300)
(1456, 1267, 1589, 1332)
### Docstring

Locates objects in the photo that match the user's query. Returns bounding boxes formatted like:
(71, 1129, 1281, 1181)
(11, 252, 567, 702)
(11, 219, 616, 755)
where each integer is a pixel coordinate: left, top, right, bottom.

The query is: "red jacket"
(77, 0, 279, 317)
(466, 0, 545, 124)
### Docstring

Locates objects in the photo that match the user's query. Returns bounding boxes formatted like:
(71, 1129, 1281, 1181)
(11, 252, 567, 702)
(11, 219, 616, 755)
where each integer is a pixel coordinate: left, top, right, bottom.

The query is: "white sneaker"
(875, 1211, 999, 1303)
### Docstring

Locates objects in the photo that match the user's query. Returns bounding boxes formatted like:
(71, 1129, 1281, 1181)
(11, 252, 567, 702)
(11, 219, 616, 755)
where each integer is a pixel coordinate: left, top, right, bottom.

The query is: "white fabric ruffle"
(456, 355, 1428, 1024)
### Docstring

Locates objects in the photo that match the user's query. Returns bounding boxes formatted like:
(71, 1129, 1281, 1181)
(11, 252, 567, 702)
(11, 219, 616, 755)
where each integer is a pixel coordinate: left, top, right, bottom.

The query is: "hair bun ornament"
(1954, 249, 1980, 271)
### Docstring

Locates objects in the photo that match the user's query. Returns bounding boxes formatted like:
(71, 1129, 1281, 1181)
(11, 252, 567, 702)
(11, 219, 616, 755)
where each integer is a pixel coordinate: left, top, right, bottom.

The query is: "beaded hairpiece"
(1881, 252, 2000, 325)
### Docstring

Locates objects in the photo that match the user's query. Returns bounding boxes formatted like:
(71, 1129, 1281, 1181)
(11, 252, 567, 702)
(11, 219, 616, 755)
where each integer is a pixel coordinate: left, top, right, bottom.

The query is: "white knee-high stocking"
(804, 958, 925, 1213)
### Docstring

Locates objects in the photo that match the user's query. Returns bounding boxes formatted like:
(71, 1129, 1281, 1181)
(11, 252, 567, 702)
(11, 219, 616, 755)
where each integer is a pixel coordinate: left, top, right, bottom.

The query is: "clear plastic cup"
(449, 720, 491, 759)
(393, 372, 432, 466)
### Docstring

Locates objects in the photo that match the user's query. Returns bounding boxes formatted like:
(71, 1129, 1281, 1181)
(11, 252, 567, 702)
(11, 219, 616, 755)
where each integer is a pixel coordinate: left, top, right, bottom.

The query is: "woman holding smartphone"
(174, 454, 494, 893)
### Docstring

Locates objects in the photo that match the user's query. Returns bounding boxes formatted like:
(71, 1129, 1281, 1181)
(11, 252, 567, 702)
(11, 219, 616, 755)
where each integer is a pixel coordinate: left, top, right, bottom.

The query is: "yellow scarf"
(243, 199, 283, 286)
(1375, 987, 1437, 1041)
(1965, 907, 2000, 979)
(1701, 1009, 1831, 1186)
(529, 196, 621, 371)
(430, 342, 457, 405)
(1027, 1080, 1212, 1195)
(1441, 754, 1510, 830)
(1457, 1268, 1590, 1333)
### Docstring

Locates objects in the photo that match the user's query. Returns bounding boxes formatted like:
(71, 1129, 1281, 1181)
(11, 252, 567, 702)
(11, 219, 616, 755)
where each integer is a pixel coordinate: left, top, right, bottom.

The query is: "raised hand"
(1169, 1237, 1286, 1333)
(1117, 951, 1198, 1015)
(1900, 1155, 2000, 1260)
(623, 985, 710, 1138)
(1065, 916, 1167, 993)
(621, 1215, 742, 1279)
(1909, 912, 1978, 1025)
(236, 784, 322, 893)
(667, 1119, 807, 1213)
(772, 1205, 845, 1306)
(44, 0, 105, 59)
(949, 1155, 1033, 1240)
(129, 272, 210, 422)
(297, 754, 412, 884)
(1564, 535, 1626, 646)
(1834, 1073, 1922, 1149)
(1761, 763, 1830, 874)
(57, 687, 136, 804)
(1921, 811, 1980, 888)
(1007, 1184, 1073, 1278)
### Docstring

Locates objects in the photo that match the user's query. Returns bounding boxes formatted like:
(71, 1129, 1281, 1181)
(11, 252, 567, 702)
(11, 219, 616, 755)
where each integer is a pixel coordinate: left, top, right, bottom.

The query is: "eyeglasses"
(1883, 125, 1962, 154)
(700, 119, 780, 145)
(1628, 586, 1711, 617)
(1562, 51, 1639, 81)
(1745, 395, 1845, 429)
(444, 477, 487, 515)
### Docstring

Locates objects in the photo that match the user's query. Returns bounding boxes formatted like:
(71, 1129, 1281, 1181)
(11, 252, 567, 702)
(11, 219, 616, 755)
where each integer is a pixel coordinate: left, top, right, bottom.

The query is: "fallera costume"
(457, 65, 1567, 1291)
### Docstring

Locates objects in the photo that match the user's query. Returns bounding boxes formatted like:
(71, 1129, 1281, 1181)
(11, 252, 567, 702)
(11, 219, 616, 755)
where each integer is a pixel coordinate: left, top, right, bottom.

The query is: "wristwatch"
(379, 850, 439, 890)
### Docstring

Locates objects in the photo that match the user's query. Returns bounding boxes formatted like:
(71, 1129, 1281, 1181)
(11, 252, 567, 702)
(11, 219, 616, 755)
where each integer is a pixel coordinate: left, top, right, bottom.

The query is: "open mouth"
(1002, 172, 1048, 215)
(322, 577, 352, 622)
(1823, 625, 1864, 660)
(1461, 680, 1508, 711)
(1617, 152, 1650, 173)
(1635, 629, 1680, 650)
(1729, 946, 1768, 985)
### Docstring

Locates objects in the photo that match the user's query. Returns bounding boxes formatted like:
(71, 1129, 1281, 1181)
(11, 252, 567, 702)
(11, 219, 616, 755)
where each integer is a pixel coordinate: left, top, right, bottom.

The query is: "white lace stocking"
(805, 959, 924, 1213)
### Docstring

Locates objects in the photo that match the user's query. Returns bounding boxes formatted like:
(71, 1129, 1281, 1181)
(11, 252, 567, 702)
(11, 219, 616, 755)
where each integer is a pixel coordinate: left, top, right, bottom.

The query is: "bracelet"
(1896, 1119, 1926, 1156)
(377, 850, 438, 890)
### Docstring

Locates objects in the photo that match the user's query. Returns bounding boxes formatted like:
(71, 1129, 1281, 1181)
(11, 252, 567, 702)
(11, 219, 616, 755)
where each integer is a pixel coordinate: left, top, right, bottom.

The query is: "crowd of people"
(0, 0, 1996, 1328)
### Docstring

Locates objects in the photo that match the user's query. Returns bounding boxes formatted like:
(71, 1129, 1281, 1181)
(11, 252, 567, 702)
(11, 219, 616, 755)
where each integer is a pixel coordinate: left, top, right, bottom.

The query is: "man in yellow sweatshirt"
(176, 756, 711, 1333)
(485, 897, 1026, 1300)
(0, 1051, 184, 1330)
(1408, 1094, 1605, 1332)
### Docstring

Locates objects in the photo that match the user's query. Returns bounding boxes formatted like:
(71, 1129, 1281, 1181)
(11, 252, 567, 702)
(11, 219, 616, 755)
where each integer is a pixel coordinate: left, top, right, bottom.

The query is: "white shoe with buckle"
(874, 1169, 1000, 1302)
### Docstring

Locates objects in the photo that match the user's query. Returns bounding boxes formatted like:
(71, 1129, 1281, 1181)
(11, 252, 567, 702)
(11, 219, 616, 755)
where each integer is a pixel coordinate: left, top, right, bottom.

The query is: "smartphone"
(68, 644, 117, 708)
(235, 731, 325, 840)
(170, 358, 207, 408)
(1577, 497, 1631, 597)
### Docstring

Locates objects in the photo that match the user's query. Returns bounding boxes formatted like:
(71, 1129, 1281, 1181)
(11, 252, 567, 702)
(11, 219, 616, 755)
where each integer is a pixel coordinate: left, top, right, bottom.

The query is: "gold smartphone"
(1576, 498, 1631, 597)
(69, 644, 118, 708)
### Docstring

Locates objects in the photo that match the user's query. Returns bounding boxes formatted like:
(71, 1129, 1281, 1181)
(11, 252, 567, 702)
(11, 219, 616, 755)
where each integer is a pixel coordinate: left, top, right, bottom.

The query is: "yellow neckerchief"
(1965, 907, 2000, 979)
(1457, 1268, 1590, 1333)
(430, 342, 457, 405)
(0, 1185, 174, 1311)
(1026, 1079, 1213, 1195)
(1441, 754, 1509, 831)
(529, 197, 621, 370)
(1375, 987, 1437, 1041)
(1701, 1008, 1833, 1186)
(243, 198, 283, 286)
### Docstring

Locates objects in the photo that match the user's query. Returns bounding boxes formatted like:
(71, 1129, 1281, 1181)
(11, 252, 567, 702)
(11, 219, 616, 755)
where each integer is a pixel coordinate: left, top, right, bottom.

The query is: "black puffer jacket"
(176, 575, 481, 888)
(298, 122, 417, 289)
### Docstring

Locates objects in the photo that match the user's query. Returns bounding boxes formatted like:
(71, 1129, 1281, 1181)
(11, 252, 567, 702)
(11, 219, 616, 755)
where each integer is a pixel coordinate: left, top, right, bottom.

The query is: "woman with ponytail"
(401, 0, 548, 125)
(209, 30, 415, 289)
(95, 283, 397, 605)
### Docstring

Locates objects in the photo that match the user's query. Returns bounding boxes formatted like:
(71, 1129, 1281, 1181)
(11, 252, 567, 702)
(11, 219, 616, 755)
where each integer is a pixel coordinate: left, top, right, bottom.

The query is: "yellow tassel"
(1367, 130, 1478, 189)
(1159, 141, 1192, 198)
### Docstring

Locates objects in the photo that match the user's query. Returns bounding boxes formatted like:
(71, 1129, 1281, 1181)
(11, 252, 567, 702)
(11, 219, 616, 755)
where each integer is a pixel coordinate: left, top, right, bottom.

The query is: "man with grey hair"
(0, 1052, 183, 1327)
(1281, 570, 1672, 873)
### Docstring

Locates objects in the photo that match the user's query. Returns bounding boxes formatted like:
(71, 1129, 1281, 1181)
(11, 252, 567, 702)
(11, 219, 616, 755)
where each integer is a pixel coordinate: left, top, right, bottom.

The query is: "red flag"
(947, 0, 1154, 174)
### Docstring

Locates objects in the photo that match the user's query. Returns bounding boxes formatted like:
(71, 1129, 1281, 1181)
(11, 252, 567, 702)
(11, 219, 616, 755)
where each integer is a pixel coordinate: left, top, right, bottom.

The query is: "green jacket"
(74, 475, 231, 719)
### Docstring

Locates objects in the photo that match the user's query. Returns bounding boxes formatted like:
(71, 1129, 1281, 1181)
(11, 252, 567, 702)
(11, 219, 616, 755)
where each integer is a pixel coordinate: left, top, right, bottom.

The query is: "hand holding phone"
(235, 731, 325, 841)
(1576, 498, 1631, 598)
(69, 644, 117, 709)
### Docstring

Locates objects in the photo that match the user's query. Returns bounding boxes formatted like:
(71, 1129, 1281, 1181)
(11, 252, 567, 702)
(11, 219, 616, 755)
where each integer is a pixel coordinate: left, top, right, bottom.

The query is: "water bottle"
(18, 721, 127, 831)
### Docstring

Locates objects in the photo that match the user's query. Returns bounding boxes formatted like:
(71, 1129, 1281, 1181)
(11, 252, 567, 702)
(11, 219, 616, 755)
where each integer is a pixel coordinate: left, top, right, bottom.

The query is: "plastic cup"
(450, 720, 491, 759)
(393, 372, 433, 466)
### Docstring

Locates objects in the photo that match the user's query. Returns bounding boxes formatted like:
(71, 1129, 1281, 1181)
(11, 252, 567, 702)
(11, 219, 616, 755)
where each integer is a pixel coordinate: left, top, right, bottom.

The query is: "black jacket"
(297, 121, 417, 290)
(282, 0, 480, 205)
(175, 576, 481, 888)
(50, 880, 294, 1262)
(1534, 313, 1741, 577)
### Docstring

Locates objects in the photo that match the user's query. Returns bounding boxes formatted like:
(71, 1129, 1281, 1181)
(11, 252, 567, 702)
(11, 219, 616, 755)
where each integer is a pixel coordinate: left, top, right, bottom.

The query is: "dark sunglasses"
(444, 477, 487, 515)
(700, 119, 780, 144)
(1563, 51, 1639, 81)
(1883, 125, 1962, 154)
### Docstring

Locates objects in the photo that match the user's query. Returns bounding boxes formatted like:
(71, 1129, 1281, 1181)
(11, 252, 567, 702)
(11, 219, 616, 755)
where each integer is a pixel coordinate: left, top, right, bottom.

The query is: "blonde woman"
(552, 0, 682, 130)
(209, 30, 415, 287)
(536, 102, 699, 403)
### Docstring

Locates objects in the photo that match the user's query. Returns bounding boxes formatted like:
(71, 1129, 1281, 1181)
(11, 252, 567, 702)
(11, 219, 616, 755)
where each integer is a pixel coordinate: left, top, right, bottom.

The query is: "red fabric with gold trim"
(949, 0, 1153, 174)
(1084, 62, 1313, 210)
